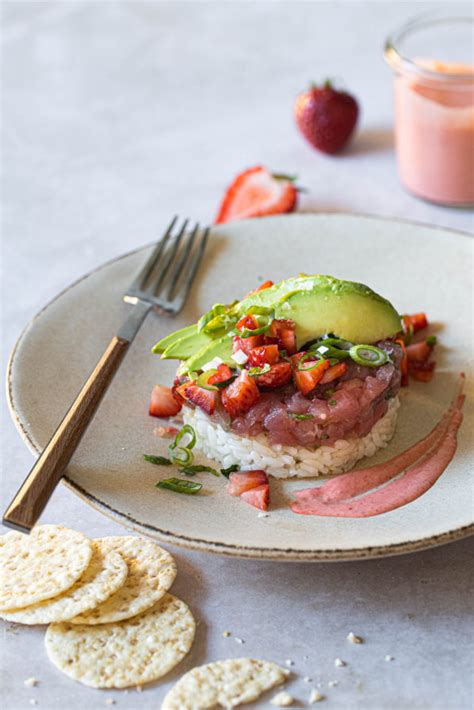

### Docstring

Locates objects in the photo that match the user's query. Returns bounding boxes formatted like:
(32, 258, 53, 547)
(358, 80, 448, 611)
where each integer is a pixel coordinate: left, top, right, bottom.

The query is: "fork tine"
(165, 221, 200, 301)
(128, 215, 178, 293)
(171, 226, 210, 311)
(151, 218, 188, 295)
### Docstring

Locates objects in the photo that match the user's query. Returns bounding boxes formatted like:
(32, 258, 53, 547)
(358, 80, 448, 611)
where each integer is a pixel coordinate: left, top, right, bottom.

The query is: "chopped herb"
(426, 335, 437, 347)
(288, 413, 314, 421)
(179, 464, 220, 477)
(156, 478, 202, 494)
(323, 388, 335, 400)
(320, 433, 329, 440)
(248, 364, 271, 377)
(328, 399, 337, 406)
(220, 464, 240, 478)
(144, 455, 172, 466)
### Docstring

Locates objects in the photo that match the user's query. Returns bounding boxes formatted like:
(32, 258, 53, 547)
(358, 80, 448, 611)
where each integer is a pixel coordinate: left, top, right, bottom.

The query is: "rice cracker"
(162, 658, 289, 709)
(45, 593, 195, 688)
(0, 539, 127, 624)
(0, 525, 93, 610)
(69, 536, 176, 624)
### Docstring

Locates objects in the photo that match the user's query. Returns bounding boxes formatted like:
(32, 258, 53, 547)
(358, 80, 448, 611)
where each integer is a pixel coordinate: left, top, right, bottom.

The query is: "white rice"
(183, 397, 400, 478)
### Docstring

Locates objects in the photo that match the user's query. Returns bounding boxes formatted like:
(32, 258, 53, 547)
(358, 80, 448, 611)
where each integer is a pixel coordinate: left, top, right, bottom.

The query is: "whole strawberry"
(294, 81, 359, 154)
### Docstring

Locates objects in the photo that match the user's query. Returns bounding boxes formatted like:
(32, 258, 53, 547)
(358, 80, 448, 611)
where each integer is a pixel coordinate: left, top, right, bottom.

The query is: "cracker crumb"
(385, 655, 394, 662)
(304, 676, 313, 683)
(24, 678, 38, 688)
(334, 658, 346, 667)
(234, 637, 245, 644)
(257, 512, 269, 518)
(270, 690, 294, 706)
(285, 659, 294, 667)
(105, 700, 116, 706)
(328, 680, 339, 688)
(222, 630, 231, 638)
(347, 632, 363, 644)
(309, 689, 325, 703)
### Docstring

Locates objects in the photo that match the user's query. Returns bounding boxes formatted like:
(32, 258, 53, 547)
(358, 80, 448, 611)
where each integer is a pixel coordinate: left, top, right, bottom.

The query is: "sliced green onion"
(349, 344, 388, 367)
(297, 352, 326, 371)
(426, 335, 437, 347)
(239, 324, 270, 337)
(196, 370, 218, 391)
(220, 464, 240, 478)
(320, 337, 353, 350)
(143, 455, 172, 466)
(169, 446, 194, 466)
(248, 364, 271, 377)
(179, 464, 220, 477)
(288, 413, 314, 421)
(156, 478, 202, 494)
(328, 399, 337, 406)
(320, 433, 329, 440)
(213, 375, 238, 389)
(174, 424, 197, 450)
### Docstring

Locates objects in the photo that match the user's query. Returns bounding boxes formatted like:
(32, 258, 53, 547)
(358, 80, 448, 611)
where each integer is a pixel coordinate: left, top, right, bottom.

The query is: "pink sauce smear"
(291, 376, 465, 518)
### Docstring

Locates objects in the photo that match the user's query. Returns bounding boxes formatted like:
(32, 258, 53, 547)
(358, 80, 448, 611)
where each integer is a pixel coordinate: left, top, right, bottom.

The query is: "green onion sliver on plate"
(179, 465, 220, 477)
(143, 454, 172, 466)
(156, 478, 202, 494)
(174, 424, 197, 450)
(168, 445, 194, 466)
(349, 344, 388, 367)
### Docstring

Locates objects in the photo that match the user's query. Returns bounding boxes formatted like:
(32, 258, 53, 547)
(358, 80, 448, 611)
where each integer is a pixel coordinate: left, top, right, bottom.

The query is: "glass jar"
(385, 11, 474, 206)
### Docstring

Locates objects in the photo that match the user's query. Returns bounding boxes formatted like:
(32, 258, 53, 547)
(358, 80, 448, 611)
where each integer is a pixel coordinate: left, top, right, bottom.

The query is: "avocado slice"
(161, 329, 215, 360)
(152, 324, 198, 354)
(182, 335, 234, 373)
(275, 278, 401, 346)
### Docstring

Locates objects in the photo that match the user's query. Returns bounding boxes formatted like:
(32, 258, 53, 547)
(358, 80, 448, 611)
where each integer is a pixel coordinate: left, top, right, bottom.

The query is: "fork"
(3, 216, 209, 533)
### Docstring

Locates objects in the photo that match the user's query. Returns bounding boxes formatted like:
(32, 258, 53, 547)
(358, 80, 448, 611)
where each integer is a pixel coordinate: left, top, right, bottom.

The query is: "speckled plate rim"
(6, 212, 474, 561)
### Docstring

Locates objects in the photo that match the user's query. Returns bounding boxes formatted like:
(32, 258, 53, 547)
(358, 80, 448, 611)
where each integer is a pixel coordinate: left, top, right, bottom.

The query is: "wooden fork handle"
(3, 335, 130, 533)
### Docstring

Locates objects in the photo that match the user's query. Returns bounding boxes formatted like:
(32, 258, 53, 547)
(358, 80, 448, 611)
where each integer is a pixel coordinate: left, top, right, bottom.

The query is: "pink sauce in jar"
(385, 15, 474, 206)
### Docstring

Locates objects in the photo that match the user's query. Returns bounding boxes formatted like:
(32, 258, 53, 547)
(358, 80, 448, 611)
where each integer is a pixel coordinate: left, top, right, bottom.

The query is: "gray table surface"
(1, 2, 473, 709)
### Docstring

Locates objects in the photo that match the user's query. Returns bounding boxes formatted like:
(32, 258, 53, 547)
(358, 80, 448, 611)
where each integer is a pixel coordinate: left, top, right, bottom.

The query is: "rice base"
(183, 396, 400, 478)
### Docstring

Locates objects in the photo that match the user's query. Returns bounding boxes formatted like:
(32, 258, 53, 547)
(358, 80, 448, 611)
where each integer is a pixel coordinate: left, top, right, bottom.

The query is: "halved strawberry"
(207, 363, 234, 385)
(245, 280, 274, 298)
(240, 483, 270, 511)
(233, 334, 264, 355)
(215, 166, 298, 224)
(227, 470, 268, 497)
(406, 341, 433, 362)
(268, 319, 297, 354)
(255, 361, 292, 389)
(293, 360, 330, 395)
(221, 370, 260, 417)
(149, 385, 182, 418)
(247, 344, 280, 367)
(320, 362, 348, 385)
(182, 384, 217, 415)
(408, 360, 436, 382)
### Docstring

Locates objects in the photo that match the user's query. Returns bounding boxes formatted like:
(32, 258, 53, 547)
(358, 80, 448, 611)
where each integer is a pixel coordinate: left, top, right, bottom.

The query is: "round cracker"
(0, 539, 128, 624)
(162, 658, 289, 709)
(0, 525, 93, 610)
(45, 593, 195, 688)
(69, 536, 176, 624)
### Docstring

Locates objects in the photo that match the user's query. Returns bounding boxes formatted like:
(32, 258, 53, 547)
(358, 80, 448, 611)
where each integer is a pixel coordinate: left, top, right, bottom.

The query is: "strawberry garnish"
(227, 470, 268, 497)
(403, 313, 428, 335)
(406, 340, 433, 363)
(233, 334, 264, 355)
(241, 484, 270, 511)
(221, 370, 260, 417)
(236, 313, 260, 332)
(408, 360, 436, 383)
(149, 385, 182, 418)
(320, 362, 348, 385)
(294, 81, 359, 154)
(215, 166, 298, 224)
(268, 319, 297, 354)
(182, 383, 217, 415)
(247, 344, 280, 367)
(293, 359, 330, 395)
(245, 280, 274, 298)
(255, 361, 292, 389)
(207, 363, 234, 386)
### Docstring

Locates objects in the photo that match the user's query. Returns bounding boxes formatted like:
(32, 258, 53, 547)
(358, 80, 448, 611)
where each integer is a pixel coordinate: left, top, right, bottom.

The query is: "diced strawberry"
(406, 341, 433, 362)
(182, 384, 217, 415)
(233, 334, 264, 355)
(207, 363, 234, 385)
(215, 166, 298, 224)
(268, 319, 297, 354)
(293, 360, 330, 395)
(153, 425, 180, 438)
(245, 280, 274, 298)
(255, 361, 292, 389)
(221, 370, 260, 417)
(236, 313, 260, 332)
(247, 345, 280, 367)
(403, 313, 428, 334)
(227, 470, 268, 497)
(320, 362, 348, 385)
(408, 360, 436, 382)
(240, 483, 270, 511)
(171, 375, 190, 404)
(149, 385, 182, 418)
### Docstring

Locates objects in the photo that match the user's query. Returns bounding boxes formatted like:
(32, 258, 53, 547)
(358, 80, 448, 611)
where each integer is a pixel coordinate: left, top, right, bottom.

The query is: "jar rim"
(384, 12, 474, 84)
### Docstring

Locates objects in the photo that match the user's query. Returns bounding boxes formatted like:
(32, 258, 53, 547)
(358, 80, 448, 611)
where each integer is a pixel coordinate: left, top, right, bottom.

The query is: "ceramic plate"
(7, 214, 474, 560)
